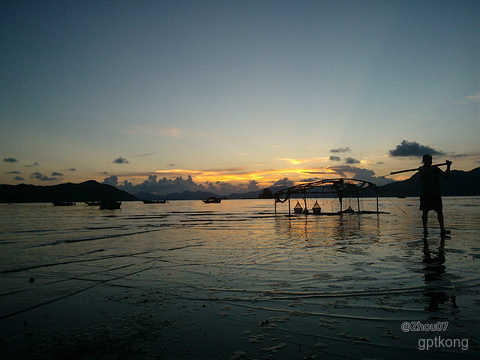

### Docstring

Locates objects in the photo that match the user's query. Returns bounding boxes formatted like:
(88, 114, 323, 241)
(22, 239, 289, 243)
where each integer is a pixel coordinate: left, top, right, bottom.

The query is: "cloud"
(66, 168, 76, 171)
(329, 156, 341, 161)
(330, 166, 374, 178)
(103, 175, 119, 186)
(51, 172, 64, 176)
(448, 152, 480, 158)
(298, 177, 321, 183)
(330, 147, 351, 153)
(272, 178, 296, 188)
(389, 140, 445, 157)
(345, 157, 360, 164)
(277, 157, 326, 165)
(6, 171, 21, 174)
(103, 173, 262, 196)
(168, 163, 176, 167)
(277, 158, 310, 165)
(466, 92, 480, 102)
(303, 171, 336, 177)
(327, 165, 393, 186)
(101, 161, 398, 196)
(121, 126, 182, 138)
(30, 172, 58, 181)
(135, 153, 155, 157)
(205, 180, 260, 195)
(14, 176, 24, 181)
(25, 162, 39, 167)
(4, 157, 18, 163)
(113, 157, 129, 164)
(106, 174, 201, 195)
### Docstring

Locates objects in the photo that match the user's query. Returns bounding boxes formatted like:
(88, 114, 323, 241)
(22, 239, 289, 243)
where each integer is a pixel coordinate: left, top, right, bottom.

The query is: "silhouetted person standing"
(419, 154, 452, 238)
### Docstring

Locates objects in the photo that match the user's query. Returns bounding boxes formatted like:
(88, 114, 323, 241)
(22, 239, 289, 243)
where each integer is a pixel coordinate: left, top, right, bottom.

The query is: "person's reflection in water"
(423, 237, 458, 312)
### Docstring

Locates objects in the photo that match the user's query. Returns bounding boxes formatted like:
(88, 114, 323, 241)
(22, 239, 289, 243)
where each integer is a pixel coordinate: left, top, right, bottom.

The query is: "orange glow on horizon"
(154, 166, 341, 186)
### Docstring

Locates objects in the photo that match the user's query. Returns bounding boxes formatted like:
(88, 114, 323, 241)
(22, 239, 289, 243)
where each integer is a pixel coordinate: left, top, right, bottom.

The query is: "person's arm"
(440, 160, 452, 177)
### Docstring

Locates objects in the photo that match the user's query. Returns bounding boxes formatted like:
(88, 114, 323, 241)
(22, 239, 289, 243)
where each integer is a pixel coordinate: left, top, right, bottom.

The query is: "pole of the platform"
(304, 190, 307, 213)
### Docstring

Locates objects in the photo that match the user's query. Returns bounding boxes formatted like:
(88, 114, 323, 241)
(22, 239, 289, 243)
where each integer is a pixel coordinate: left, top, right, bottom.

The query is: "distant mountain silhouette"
(265, 167, 480, 199)
(134, 191, 165, 201)
(228, 190, 264, 199)
(5, 168, 476, 203)
(161, 190, 221, 201)
(376, 167, 480, 197)
(0, 180, 138, 203)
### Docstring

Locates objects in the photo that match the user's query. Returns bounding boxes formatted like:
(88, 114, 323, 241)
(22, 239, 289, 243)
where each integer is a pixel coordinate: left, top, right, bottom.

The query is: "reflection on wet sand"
(423, 237, 458, 312)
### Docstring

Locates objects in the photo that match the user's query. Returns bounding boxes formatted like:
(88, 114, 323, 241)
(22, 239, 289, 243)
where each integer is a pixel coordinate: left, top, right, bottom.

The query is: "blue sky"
(1, 1, 479, 195)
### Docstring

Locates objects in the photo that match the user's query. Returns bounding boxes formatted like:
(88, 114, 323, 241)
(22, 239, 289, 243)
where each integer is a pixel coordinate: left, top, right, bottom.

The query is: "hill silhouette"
(264, 167, 480, 199)
(0, 180, 138, 203)
(1, 167, 478, 202)
(377, 168, 480, 197)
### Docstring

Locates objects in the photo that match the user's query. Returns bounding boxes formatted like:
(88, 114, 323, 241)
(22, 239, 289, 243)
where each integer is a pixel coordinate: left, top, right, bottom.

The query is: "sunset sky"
(1, 1, 479, 195)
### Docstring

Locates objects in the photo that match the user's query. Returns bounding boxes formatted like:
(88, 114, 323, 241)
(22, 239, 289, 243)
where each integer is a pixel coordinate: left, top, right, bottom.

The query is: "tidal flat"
(1, 198, 479, 359)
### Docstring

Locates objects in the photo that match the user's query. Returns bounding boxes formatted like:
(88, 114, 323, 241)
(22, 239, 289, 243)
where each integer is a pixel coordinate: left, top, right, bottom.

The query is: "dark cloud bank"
(103, 175, 261, 196)
(103, 164, 392, 197)
(30, 172, 62, 181)
(389, 140, 445, 157)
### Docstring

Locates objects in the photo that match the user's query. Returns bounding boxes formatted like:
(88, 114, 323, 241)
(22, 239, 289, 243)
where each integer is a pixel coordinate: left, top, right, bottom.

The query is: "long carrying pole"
(387, 162, 448, 176)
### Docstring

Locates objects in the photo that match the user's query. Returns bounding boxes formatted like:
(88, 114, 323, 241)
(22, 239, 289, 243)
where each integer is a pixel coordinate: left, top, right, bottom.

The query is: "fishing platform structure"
(274, 178, 384, 216)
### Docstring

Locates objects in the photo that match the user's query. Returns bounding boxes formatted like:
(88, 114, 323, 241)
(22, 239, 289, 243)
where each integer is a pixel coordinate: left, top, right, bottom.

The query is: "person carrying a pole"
(419, 154, 452, 238)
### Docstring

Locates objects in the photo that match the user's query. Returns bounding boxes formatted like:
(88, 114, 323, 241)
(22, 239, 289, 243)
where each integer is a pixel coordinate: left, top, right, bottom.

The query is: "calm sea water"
(1, 197, 479, 359)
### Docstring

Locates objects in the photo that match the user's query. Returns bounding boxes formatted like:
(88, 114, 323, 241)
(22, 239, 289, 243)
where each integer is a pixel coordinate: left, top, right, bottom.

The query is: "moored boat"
(85, 201, 100, 206)
(142, 200, 166, 204)
(202, 197, 221, 204)
(99, 200, 121, 210)
(53, 201, 75, 206)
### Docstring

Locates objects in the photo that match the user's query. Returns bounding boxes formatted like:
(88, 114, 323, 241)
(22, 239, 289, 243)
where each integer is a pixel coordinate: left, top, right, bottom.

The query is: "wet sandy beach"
(0, 198, 479, 359)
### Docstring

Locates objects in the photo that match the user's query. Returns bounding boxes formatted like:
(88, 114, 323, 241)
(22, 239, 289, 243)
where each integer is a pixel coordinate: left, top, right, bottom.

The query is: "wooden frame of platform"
(274, 178, 384, 216)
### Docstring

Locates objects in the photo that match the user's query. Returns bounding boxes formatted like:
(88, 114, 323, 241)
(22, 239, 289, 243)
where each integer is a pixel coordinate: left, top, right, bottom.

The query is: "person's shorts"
(420, 196, 443, 212)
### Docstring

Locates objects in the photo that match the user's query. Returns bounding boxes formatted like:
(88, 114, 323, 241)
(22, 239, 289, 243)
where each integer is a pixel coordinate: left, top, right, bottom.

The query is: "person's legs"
(422, 210, 429, 238)
(437, 210, 444, 230)
(437, 210, 451, 236)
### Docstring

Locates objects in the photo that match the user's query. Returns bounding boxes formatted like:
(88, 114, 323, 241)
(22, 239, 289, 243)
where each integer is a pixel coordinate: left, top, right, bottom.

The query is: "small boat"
(85, 201, 100, 206)
(202, 197, 222, 204)
(142, 200, 166, 204)
(99, 200, 121, 210)
(53, 202, 75, 206)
